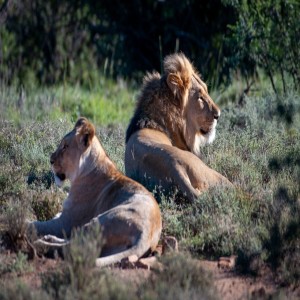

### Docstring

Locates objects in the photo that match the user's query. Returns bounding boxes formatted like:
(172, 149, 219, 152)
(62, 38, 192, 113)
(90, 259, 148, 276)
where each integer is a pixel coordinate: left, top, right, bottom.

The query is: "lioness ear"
(75, 117, 95, 148)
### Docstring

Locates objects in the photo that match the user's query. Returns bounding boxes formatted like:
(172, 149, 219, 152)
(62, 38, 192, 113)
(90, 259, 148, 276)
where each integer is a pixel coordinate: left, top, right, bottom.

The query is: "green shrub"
(31, 188, 63, 221)
(5, 252, 32, 274)
(224, 0, 300, 93)
(0, 280, 48, 300)
(64, 222, 104, 291)
(0, 251, 32, 276)
(3, 198, 30, 251)
(161, 187, 266, 258)
(141, 252, 217, 300)
(41, 267, 71, 299)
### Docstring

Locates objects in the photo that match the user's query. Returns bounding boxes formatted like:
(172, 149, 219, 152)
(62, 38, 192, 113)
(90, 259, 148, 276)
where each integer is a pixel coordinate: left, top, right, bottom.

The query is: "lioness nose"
(50, 154, 55, 165)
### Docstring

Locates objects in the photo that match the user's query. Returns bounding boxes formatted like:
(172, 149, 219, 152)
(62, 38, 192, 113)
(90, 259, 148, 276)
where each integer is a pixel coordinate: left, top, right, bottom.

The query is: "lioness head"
(50, 117, 95, 186)
(126, 53, 221, 157)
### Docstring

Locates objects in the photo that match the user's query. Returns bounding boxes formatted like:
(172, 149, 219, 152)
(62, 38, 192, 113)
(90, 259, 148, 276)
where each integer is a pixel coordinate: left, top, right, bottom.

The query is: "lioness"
(125, 53, 232, 202)
(32, 117, 162, 267)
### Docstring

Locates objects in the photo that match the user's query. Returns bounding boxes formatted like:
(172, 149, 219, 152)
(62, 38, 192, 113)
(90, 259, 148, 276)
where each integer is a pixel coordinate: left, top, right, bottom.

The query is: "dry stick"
(262, 53, 277, 94)
(291, 46, 300, 89)
(238, 79, 254, 106)
(285, 6, 300, 88)
(0, 0, 11, 25)
(276, 8, 292, 94)
(24, 235, 37, 260)
(280, 66, 286, 95)
(277, 5, 299, 89)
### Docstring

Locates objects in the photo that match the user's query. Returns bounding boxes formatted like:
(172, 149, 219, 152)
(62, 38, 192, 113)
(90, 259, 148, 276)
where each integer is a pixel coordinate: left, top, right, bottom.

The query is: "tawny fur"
(125, 53, 232, 202)
(31, 118, 162, 267)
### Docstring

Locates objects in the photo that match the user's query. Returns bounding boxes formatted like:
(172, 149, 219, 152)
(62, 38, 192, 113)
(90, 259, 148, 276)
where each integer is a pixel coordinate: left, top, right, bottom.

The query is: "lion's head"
(126, 53, 220, 157)
(50, 117, 95, 187)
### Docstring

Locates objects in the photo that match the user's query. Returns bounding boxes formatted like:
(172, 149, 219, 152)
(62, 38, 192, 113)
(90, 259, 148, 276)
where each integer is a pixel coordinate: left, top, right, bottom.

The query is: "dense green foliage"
(224, 0, 300, 93)
(0, 0, 234, 85)
(1, 0, 298, 91)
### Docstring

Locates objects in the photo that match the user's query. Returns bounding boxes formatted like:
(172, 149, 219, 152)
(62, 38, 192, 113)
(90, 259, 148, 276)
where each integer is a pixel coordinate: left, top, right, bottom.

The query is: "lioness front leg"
(31, 210, 73, 239)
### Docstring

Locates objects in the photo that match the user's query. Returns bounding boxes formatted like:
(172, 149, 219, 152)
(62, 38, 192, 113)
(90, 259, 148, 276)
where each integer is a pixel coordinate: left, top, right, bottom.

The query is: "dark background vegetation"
(1, 0, 299, 92)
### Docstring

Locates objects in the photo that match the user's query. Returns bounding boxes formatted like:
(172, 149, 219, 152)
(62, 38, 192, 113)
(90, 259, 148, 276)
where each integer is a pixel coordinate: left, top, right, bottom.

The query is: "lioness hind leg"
(83, 210, 144, 258)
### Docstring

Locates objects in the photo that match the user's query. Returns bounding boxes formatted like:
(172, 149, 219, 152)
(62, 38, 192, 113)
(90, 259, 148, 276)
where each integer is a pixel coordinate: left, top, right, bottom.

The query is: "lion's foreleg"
(172, 167, 201, 201)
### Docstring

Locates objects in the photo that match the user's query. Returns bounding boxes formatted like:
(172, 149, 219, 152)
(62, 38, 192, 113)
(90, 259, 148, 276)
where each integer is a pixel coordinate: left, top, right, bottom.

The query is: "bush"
(3, 198, 31, 251)
(31, 188, 63, 221)
(0, 1, 235, 86)
(64, 222, 104, 291)
(161, 187, 266, 258)
(141, 252, 217, 300)
(224, 0, 300, 93)
(0, 280, 49, 300)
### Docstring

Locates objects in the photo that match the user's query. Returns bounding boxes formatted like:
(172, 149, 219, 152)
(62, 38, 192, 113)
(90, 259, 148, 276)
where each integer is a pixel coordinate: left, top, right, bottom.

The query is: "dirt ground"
(111, 259, 300, 300)
(1, 249, 299, 300)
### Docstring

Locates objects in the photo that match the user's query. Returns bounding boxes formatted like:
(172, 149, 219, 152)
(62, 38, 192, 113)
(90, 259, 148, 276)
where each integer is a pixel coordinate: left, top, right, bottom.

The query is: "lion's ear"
(75, 117, 95, 148)
(166, 73, 190, 107)
(167, 73, 184, 96)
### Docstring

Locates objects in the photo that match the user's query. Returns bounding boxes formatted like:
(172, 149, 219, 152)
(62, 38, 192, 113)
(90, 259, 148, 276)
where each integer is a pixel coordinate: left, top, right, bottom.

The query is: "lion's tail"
(95, 243, 150, 268)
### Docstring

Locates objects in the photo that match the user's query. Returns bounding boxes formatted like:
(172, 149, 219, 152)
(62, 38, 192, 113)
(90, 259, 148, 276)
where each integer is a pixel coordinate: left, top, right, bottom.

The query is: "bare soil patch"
(1, 250, 299, 299)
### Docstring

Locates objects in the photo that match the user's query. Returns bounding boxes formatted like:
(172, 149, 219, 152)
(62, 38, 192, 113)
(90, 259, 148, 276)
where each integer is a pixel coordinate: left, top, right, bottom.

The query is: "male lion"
(32, 117, 162, 267)
(125, 53, 232, 202)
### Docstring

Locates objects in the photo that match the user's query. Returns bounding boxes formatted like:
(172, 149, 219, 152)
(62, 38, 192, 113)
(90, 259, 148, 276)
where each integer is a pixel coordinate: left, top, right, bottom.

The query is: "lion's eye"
(198, 97, 204, 102)
(62, 144, 68, 151)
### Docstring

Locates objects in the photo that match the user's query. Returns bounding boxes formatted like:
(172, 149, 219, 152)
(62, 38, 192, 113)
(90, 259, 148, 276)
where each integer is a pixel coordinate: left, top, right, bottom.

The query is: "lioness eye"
(62, 144, 68, 150)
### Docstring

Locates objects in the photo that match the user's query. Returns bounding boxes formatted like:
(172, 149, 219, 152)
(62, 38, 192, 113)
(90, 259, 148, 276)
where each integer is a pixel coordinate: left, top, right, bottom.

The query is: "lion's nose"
(50, 154, 55, 165)
(214, 111, 220, 120)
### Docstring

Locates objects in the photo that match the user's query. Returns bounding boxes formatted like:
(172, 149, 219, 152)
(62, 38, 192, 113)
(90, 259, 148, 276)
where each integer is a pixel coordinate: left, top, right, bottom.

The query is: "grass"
(0, 76, 299, 297)
(64, 223, 103, 291)
(0, 78, 135, 127)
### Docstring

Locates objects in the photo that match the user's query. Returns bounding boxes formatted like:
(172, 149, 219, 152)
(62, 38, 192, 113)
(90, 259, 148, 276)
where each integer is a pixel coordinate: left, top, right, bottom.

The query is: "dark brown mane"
(125, 53, 194, 146)
(125, 72, 171, 143)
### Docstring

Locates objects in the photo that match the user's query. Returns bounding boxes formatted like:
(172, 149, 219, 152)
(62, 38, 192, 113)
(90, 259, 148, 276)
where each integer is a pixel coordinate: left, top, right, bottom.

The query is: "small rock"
(137, 256, 163, 271)
(136, 256, 157, 270)
(217, 255, 237, 269)
(120, 255, 139, 269)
